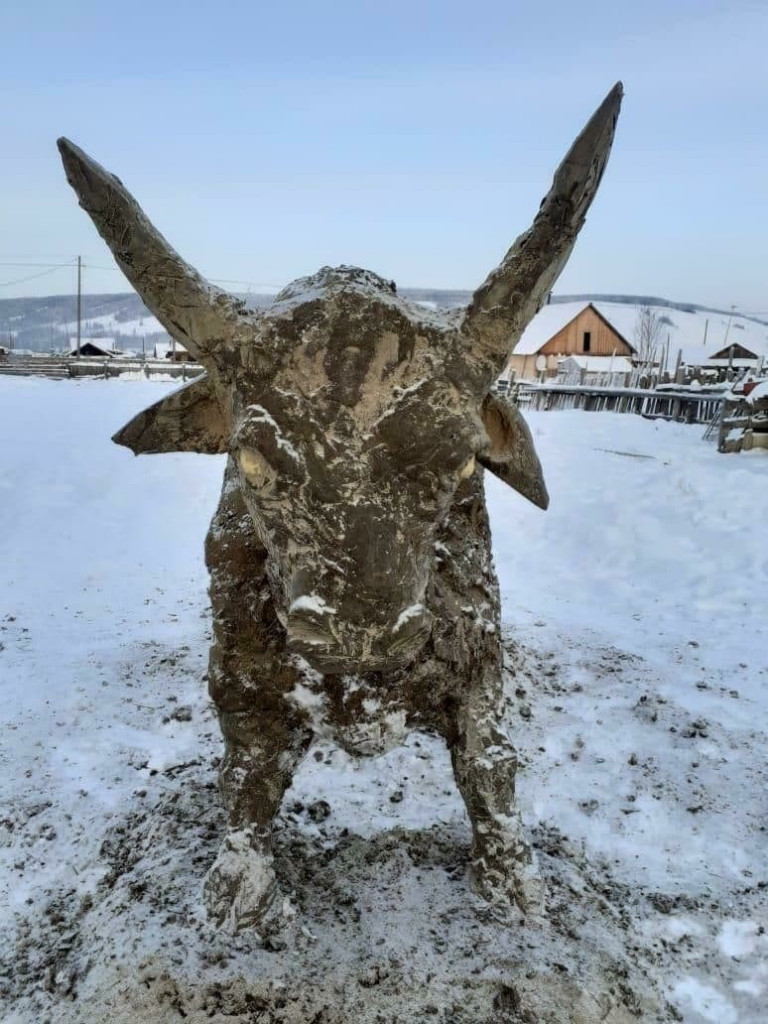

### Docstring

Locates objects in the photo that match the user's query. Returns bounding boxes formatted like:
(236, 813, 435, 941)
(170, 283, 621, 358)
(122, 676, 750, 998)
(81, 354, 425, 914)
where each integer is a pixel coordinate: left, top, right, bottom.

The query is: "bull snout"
(286, 595, 433, 675)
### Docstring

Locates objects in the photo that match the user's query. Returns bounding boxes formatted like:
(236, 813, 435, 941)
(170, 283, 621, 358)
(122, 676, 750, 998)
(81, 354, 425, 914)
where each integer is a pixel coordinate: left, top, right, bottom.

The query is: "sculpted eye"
(457, 456, 476, 480)
(238, 448, 277, 490)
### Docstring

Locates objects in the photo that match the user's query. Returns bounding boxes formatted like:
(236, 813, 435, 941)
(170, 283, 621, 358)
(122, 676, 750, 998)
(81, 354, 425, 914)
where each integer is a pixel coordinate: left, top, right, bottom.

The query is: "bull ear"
(478, 393, 549, 510)
(112, 374, 227, 455)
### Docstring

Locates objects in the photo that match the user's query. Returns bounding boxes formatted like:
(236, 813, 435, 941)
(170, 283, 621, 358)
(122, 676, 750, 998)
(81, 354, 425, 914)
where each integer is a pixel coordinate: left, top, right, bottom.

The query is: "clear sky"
(1, 0, 766, 313)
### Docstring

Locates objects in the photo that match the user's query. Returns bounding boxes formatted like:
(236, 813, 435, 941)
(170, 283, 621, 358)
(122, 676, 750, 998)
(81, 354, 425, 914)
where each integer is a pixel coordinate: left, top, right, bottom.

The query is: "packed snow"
(0, 378, 767, 1022)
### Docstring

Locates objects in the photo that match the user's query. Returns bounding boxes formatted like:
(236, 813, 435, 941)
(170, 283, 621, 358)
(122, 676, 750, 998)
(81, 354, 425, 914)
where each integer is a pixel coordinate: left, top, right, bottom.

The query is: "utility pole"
(723, 304, 736, 350)
(76, 256, 82, 358)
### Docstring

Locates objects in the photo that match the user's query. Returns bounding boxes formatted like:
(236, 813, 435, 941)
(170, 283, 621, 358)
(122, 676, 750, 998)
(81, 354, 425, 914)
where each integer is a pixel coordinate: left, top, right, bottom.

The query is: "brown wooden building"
(506, 302, 636, 380)
(154, 340, 194, 363)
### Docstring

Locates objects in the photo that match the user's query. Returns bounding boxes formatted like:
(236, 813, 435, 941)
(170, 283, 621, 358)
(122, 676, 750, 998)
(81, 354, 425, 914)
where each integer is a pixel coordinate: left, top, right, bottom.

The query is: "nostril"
(286, 594, 338, 652)
(289, 569, 314, 602)
(391, 604, 431, 637)
(288, 594, 337, 618)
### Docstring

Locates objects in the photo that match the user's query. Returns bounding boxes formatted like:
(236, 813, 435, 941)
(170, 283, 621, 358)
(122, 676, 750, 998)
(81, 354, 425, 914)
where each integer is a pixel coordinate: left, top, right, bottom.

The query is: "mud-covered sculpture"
(57, 83, 622, 932)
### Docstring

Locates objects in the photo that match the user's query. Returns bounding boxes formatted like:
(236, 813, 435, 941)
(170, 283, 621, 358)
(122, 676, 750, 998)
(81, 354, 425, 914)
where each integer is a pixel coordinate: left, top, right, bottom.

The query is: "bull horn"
(57, 138, 250, 364)
(461, 82, 623, 377)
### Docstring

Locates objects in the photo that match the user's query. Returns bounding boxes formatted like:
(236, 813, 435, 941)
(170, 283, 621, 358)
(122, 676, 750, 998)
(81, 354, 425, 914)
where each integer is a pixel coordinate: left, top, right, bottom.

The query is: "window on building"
(583, 331, 591, 352)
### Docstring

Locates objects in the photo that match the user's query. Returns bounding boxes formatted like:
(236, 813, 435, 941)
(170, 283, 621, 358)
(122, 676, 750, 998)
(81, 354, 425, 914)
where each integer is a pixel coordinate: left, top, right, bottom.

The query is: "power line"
(82, 262, 282, 290)
(0, 261, 76, 269)
(0, 262, 77, 288)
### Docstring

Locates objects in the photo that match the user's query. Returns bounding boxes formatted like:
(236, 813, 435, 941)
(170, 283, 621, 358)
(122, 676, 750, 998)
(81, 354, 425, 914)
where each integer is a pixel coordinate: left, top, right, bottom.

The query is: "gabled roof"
(153, 340, 189, 359)
(710, 343, 759, 361)
(68, 337, 117, 356)
(512, 302, 636, 355)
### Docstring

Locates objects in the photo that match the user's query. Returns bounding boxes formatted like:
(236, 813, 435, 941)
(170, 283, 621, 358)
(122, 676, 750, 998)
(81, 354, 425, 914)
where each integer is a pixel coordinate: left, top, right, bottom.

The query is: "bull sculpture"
(58, 83, 622, 932)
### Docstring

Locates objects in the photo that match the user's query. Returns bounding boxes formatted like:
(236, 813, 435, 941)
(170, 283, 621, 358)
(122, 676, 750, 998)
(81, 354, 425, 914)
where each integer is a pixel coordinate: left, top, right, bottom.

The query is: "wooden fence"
(0, 356, 204, 382)
(516, 382, 724, 425)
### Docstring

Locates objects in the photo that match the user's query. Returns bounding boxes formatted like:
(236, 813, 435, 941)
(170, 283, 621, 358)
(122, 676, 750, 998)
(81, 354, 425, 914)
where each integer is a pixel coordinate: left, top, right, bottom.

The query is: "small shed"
(557, 354, 633, 386)
(153, 340, 193, 363)
(69, 338, 118, 358)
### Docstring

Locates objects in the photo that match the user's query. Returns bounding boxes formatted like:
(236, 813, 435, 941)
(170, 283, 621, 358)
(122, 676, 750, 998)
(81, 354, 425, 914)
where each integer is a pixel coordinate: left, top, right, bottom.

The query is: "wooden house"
(153, 340, 193, 363)
(68, 338, 118, 358)
(704, 342, 765, 374)
(505, 302, 636, 380)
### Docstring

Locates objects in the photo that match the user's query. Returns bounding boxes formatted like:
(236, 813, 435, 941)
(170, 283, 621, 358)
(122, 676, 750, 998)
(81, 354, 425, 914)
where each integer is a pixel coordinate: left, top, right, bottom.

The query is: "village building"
(505, 302, 636, 381)
(556, 353, 634, 386)
(153, 340, 193, 362)
(68, 337, 119, 358)
(701, 341, 766, 375)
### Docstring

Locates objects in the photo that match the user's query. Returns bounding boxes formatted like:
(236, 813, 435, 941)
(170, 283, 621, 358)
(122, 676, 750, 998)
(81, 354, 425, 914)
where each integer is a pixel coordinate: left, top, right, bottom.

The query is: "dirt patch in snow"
(3, 756, 669, 1023)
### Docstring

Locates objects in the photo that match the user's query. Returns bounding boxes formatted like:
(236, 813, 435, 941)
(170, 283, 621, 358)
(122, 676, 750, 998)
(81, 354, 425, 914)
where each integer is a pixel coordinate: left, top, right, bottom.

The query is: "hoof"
(203, 827, 280, 934)
(469, 856, 545, 918)
(469, 819, 545, 918)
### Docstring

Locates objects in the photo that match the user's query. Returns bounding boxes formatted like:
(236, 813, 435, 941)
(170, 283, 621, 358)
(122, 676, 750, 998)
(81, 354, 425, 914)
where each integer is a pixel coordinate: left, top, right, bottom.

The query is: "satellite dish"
(535, 355, 547, 372)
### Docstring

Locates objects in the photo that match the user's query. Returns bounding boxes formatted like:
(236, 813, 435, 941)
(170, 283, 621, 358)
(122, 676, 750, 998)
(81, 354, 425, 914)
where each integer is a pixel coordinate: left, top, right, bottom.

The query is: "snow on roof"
(561, 354, 633, 373)
(68, 337, 118, 355)
(745, 380, 768, 405)
(512, 300, 768, 367)
(153, 340, 188, 358)
(68, 336, 116, 349)
(513, 303, 589, 355)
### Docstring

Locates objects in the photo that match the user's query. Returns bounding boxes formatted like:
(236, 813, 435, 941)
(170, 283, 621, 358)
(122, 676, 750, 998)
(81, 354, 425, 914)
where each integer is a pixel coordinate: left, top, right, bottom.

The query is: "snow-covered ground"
(1, 379, 766, 1022)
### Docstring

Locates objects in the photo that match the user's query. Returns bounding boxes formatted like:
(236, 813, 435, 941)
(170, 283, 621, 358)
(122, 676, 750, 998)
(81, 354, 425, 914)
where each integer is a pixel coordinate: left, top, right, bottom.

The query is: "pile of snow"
(1, 379, 767, 1022)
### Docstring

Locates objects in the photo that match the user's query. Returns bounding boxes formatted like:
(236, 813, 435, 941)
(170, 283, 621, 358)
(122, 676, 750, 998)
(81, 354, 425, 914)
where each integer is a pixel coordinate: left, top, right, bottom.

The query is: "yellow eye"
(238, 448, 276, 490)
(458, 456, 476, 480)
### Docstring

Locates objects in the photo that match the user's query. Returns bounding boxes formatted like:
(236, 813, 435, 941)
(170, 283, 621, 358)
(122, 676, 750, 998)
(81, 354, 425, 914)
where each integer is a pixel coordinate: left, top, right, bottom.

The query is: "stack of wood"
(718, 380, 768, 453)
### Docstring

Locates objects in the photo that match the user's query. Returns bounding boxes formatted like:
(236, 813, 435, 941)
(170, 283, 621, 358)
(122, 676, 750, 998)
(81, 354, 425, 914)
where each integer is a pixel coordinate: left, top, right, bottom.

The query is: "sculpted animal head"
(57, 84, 621, 674)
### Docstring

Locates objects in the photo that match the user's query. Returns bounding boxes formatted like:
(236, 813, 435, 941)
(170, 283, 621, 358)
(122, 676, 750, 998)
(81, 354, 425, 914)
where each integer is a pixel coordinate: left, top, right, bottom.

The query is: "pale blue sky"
(1, 0, 766, 312)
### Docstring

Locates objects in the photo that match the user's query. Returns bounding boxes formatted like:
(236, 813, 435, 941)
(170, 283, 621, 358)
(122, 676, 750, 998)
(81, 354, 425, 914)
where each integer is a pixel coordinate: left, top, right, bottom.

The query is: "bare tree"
(634, 304, 663, 370)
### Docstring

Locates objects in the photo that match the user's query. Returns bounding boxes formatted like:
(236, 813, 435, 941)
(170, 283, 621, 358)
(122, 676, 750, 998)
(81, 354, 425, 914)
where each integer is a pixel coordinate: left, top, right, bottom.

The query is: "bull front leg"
(204, 694, 312, 932)
(202, 461, 312, 933)
(428, 475, 543, 915)
(447, 659, 543, 916)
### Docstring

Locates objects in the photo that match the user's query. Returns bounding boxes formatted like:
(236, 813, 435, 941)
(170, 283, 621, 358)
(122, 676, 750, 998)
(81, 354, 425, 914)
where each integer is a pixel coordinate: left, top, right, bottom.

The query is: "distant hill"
(2, 288, 765, 353)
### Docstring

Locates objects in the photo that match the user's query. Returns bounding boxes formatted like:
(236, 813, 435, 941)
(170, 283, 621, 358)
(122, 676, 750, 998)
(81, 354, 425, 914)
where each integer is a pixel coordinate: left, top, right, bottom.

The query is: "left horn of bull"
(461, 82, 623, 375)
(57, 138, 247, 365)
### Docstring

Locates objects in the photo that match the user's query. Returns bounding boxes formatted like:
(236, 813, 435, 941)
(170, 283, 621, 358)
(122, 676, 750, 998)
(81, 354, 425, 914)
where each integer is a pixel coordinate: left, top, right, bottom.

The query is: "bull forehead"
(251, 265, 468, 432)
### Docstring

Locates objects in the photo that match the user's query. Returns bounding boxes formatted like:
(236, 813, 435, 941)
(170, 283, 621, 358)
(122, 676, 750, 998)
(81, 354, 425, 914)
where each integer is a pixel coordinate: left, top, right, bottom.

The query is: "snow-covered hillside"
(1, 379, 767, 1022)
(6, 289, 767, 363)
